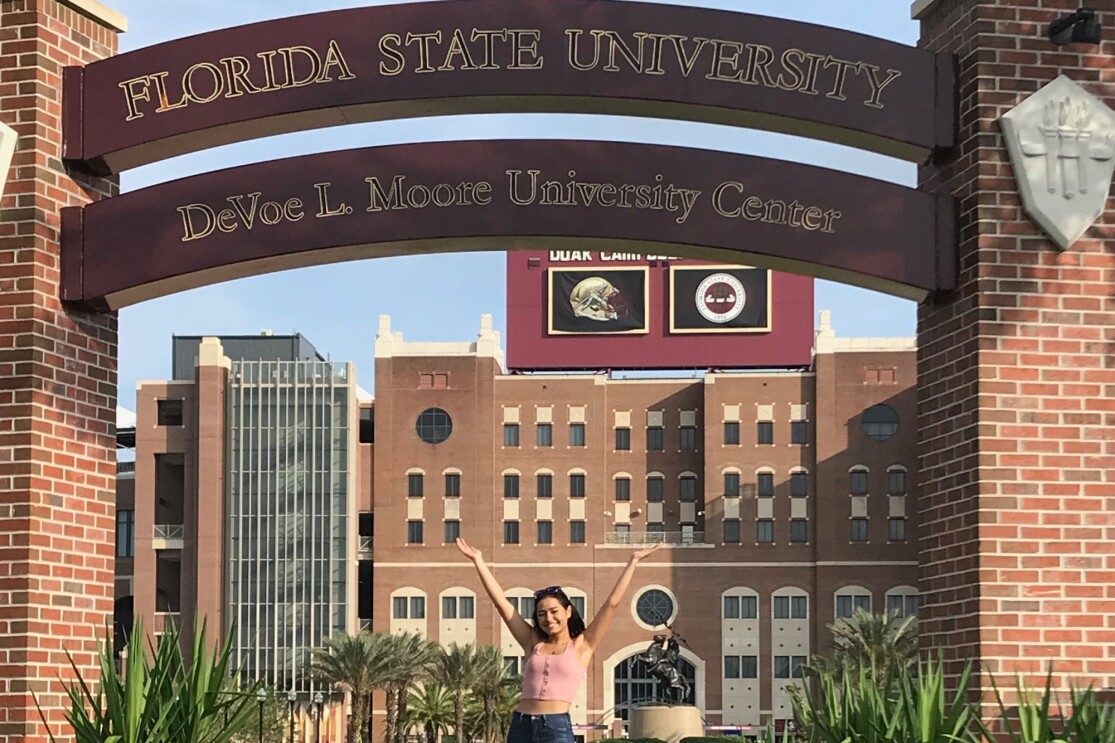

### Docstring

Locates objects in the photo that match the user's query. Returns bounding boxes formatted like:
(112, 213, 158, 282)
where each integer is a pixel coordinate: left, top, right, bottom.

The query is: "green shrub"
(981, 671, 1115, 742)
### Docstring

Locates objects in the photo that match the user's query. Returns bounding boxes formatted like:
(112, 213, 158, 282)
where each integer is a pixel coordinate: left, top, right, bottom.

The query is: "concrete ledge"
(910, 0, 940, 20)
(62, 0, 127, 33)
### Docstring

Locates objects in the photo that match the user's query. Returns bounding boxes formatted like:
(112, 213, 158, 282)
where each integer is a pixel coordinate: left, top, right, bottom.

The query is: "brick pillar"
(0, 2, 121, 741)
(915, 0, 1115, 699)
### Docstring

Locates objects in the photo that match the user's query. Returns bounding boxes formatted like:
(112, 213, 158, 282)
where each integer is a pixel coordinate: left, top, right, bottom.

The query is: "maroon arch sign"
(60, 139, 954, 310)
(63, 0, 955, 174)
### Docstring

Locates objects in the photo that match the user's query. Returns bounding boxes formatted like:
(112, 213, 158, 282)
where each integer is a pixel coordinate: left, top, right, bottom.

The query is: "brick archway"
(1, 1, 1112, 740)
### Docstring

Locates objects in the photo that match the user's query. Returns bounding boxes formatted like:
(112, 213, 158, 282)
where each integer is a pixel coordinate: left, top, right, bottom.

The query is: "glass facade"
(227, 359, 352, 692)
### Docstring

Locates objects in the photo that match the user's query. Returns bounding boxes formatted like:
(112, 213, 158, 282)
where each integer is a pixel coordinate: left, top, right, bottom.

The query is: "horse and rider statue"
(635, 617, 692, 704)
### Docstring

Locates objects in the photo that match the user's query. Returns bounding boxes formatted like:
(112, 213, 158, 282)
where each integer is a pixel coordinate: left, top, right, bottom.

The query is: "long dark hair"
(530, 588, 586, 640)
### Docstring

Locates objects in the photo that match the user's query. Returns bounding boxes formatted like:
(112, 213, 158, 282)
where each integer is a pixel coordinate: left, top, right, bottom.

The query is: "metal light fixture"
(1049, 8, 1102, 45)
(256, 688, 267, 743)
(313, 692, 324, 743)
(287, 690, 297, 743)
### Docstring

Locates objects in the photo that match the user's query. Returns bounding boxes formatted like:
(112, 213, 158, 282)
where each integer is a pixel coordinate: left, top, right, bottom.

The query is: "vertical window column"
(646, 410, 665, 451)
(790, 403, 810, 445)
(535, 406, 553, 447)
(850, 467, 869, 542)
(723, 404, 741, 445)
(756, 404, 775, 446)
(887, 466, 908, 541)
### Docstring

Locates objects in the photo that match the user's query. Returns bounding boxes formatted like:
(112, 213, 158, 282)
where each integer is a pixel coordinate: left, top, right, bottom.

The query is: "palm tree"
(829, 608, 917, 680)
(435, 643, 486, 743)
(383, 633, 439, 743)
(310, 632, 392, 743)
(470, 646, 517, 743)
(407, 683, 454, 743)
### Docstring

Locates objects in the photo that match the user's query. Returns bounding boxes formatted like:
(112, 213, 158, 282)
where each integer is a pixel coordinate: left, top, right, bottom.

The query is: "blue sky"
(110, 0, 920, 408)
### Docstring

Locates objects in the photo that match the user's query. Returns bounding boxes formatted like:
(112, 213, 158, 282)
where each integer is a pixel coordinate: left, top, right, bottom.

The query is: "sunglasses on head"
(533, 586, 561, 599)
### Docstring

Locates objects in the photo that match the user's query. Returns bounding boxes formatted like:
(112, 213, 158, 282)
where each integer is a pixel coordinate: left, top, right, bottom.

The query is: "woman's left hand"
(631, 543, 664, 562)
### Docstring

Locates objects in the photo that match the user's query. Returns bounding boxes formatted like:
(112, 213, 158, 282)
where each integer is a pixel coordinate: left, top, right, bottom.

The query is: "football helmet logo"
(569, 276, 629, 321)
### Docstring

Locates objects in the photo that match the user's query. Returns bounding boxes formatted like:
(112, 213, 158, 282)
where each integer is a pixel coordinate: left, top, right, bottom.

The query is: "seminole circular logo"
(695, 273, 746, 324)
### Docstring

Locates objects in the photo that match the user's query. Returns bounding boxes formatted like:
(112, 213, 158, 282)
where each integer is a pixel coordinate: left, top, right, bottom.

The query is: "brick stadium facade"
(116, 313, 919, 736)
(1, 0, 1114, 741)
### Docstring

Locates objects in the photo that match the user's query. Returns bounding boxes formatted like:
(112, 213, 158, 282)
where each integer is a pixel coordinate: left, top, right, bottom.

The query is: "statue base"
(628, 705, 703, 743)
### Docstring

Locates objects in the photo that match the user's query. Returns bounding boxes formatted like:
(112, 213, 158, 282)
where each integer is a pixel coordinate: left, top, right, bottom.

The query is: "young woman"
(455, 537, 663, 743)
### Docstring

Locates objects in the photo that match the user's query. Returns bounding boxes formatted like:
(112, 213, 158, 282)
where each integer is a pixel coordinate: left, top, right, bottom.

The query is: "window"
(408, 473, 424, 497)
(850, 468, 868, 495)
(504, 474, 520, 499)
(862, 404, 899, 441)
(407, 520, 424, 544)
(851, 518, 868, 542)
(393, 596, 426, 620)
(615, 523, 631, 534)
(888, 469, 907, 496)
(570, 520, 586, 544)
(723, 595, 758, 619)
(680, 426, 697, 450)
(774, 595, 808, 619)
(459, 596, 475, 618)
(791, 420, 808, 444)
(790, 519, 808, 543)
(647, 477, 664, 502)
(115, 509, 134, 558)
(647, 521, 665, 533)
(724, 655, 759, 679)
(757, 421, 773, 445)
(537, 520, 553, 544)
(635, 589, 675, 626)
(569, 474, 586, 498)
(887, 593, 919, 619)
(889, 517, 906, 541)
(679, 476, 697, 502)
(444, 473, 460, 497)
(537, 474, 553, 498)
(442, 596, 457, 619)
(504, 656, 523, 675)
(444, 520, 461, 543)
(615, 428, 631, 451)
(647, 426, 664, 451)
(614, 478, 631, 501)
(757, 519, 773, 543)
(416, 408, 453, 444)
(724, 473, 740, 497)
(836, 594, 871, 619)
(503, 423, 520, 447)
(790, 472, 808, 497)
(774, 655, 806, 679)
(156, 399, 183, 426)
(757, 472, 774, 497)
(536, 423, 553, 447)
(723, 519, 741, 544)
(503, 520, 520, 544)
(724, 422, 740, 445)
(570, 423, 586, 447)
(570, 596, 586, 617)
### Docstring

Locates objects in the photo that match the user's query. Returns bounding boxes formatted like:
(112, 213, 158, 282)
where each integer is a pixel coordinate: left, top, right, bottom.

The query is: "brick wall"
(916, 0, 1115, 699)
(0, 2, 118, 741)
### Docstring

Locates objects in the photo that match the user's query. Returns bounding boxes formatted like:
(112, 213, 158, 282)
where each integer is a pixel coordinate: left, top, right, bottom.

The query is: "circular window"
(861, 404, 899, 442)
(415, 408, 453, 444)
(634, 588, 675, 628)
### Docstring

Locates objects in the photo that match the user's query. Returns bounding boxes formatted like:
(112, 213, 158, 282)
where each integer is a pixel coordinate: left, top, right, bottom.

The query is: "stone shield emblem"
(1000, 75, 1115, 250)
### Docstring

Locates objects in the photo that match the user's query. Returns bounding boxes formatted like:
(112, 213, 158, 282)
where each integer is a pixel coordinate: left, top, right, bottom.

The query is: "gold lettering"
(178, 203, 216, 241)
(706, 39, 744, 83)
(823, 56, 861, 101)
(315, 182, 347, 218)
(379, 34, 406, 76)
(507, 29, 543, 70)
(742, 43, 776, 87)
(670, 35, 710, 78)
(182, 62, 224, 105)
(256, 50, 282, 92)
(802, 206, 823, 230)
(602, 30, 647, 73)
(799, 52, 827, 95)
(220, 56, 260, 98)
(861, 65, 902, 109)
(366, 175, 408, 211)
(279, 46, 323, 88)
(566, 29, 603, 71)
(118, 76, 152, 120)
(775, 49, 807, 92)
(405, 31, 443, 73)
(439, 28, 479, 71)
(149, 71, 189, 112)
(319, 39, 356, 82)
(471, 29, 507, 70)
(712, 181, 743, 218)
(640, 33, 677, 76)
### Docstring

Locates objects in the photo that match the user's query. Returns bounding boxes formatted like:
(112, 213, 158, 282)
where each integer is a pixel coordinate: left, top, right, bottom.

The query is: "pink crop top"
(520, 640, 587, 703)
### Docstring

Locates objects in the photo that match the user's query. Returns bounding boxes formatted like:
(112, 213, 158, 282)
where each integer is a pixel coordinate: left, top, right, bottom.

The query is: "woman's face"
(535, 596, 572, 636)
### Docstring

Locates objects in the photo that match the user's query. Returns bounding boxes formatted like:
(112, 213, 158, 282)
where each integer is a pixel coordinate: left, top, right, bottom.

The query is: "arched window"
(885, 586, 919, 619)
(834, 586, 872, 619)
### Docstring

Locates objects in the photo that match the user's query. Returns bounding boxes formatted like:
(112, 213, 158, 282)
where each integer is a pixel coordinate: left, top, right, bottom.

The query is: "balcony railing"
(359, 536, 373, 555)
(604, 531, 705, 545)
(154, 524, 184, 539)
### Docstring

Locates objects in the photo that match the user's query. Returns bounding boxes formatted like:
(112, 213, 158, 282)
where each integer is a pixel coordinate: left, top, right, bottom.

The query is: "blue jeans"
(507, 712, 574, 743)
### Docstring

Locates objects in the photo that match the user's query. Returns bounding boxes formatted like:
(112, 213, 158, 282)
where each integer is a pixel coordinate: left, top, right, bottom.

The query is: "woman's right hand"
(455, 537, 482, 562)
